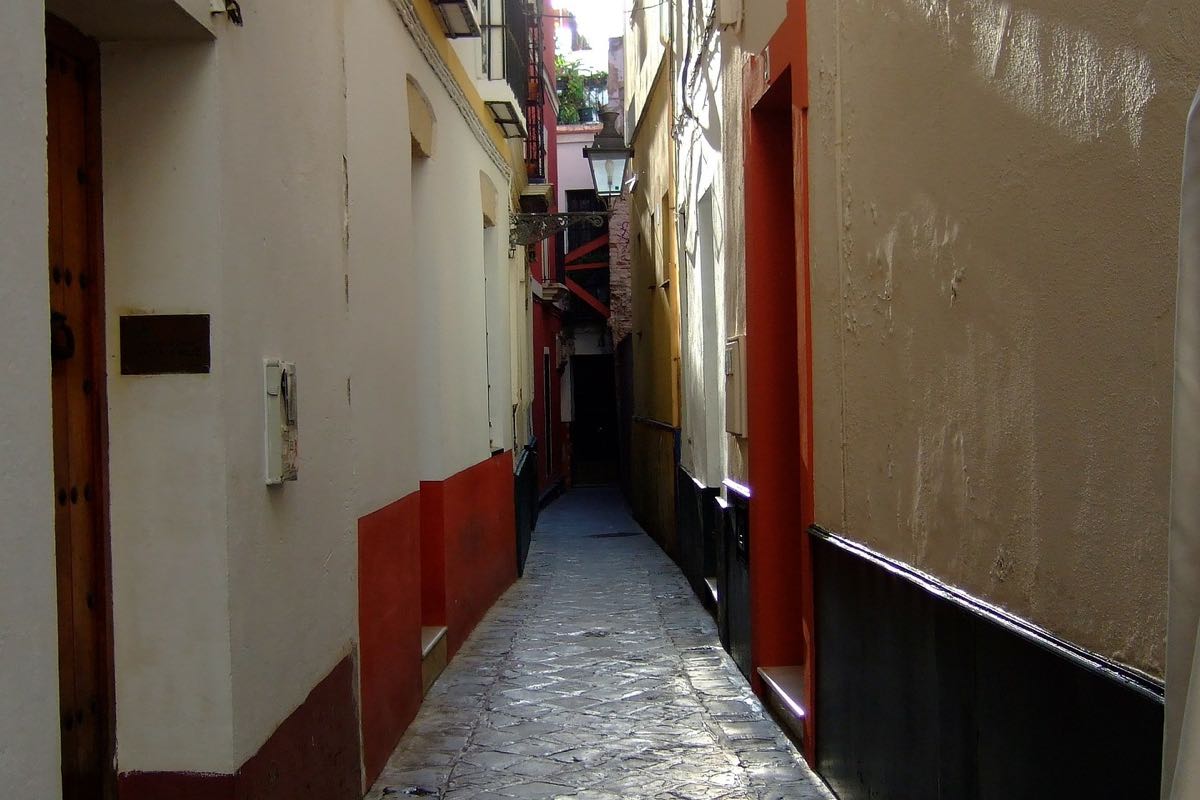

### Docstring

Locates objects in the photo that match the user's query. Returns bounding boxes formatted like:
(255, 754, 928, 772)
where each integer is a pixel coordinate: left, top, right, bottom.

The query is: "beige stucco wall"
(0, 2, 63, 796)
(806, 0, 1200, 677)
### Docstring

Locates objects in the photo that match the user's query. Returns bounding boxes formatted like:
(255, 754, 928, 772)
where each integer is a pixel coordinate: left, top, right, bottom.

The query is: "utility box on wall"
(725, 335, 747, 437)
(264, 359, 299, 484)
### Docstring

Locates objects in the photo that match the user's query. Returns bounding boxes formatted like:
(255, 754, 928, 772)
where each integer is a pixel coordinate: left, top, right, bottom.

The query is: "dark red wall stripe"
(118, 655, 360, 800)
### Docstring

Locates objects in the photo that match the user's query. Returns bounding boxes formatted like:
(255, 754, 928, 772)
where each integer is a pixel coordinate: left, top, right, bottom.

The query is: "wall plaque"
(120, 314, 210, 375)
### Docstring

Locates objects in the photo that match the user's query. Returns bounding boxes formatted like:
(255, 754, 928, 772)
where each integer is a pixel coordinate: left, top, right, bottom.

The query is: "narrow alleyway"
(366, 489, 833, 800)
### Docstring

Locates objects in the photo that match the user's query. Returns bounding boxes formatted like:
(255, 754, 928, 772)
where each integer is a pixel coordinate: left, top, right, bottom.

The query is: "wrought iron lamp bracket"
(509, 211, 611, 252)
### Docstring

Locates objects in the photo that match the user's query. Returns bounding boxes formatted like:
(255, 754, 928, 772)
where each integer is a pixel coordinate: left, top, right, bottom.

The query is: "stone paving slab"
(366, 488, 834, 800)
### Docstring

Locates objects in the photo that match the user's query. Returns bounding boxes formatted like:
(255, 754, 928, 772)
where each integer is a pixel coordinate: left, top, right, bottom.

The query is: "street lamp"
(583, 111, 633, 203)
(510, 110, 629, 251)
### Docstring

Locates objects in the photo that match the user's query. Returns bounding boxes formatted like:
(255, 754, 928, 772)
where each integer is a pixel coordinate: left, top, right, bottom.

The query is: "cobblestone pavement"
(366, 488, 833, 800)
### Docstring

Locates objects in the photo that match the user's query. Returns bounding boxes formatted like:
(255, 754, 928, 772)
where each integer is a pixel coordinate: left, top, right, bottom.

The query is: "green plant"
(555, 55, 608, 124)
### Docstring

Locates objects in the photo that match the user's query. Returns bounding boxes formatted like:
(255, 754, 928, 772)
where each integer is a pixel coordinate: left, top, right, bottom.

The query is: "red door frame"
(742, 0, 817, 761)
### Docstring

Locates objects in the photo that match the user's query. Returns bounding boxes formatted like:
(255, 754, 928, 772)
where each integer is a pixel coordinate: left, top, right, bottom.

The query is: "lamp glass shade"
(587, 150, 629, 198)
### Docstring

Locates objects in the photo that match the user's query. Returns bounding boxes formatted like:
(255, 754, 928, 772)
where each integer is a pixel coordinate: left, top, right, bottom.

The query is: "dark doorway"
(570, 355, 618, 486)
(47, 15, 115, 800)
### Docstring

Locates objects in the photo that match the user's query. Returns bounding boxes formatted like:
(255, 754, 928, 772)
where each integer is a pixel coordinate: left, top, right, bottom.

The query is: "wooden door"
(47, 17, 114, 800)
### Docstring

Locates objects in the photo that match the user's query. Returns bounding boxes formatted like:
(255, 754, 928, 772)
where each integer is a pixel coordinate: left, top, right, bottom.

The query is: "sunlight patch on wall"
(897, 0, 1156, 149)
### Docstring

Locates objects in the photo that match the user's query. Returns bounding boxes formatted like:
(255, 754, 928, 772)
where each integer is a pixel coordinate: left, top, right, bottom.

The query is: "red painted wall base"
(436, 451, 518, 656)
(359, 452, 518, 786)
(359, 491, 423, 785)
(118, 655, 360, 800)
(122, 453, 519, 798)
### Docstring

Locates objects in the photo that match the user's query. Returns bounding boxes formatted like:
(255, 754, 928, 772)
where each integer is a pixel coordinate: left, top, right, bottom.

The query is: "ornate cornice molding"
(388, 0, 512, 181)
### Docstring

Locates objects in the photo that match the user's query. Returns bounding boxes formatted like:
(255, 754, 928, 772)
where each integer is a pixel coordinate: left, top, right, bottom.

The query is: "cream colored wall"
(629, 70, 679, 427)
(408, 104, 511, 479)
(625, 0, 671, 141)
(806, 0, 1200, 677)
(0, 2, 62, 796)
(94, 0, 525, 776)
(556, 126, 601, 208)
(101, 8, 355, 769)
(675, 1, 720, 489)
(46, 0, 212, 40)
(719, 32, 748, 486)
(345, 0, 517, 510)
(347, 0, 423, 515)
(101, 39, 238, 772)
(627, 49, 681, 545)
(213, 0, 357, 766)
(7, 0, 528, 782)
(667, 4, 751, 490)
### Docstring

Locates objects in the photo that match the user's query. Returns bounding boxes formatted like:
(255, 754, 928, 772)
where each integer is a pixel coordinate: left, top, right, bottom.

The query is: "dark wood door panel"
(47, 16, 113, 799)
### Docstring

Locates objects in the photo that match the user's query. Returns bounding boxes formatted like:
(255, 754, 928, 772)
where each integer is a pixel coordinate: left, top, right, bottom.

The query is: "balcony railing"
(525, 0, 547, 182)
(480, 0, 534, 139)
(482, 0, 530, 108)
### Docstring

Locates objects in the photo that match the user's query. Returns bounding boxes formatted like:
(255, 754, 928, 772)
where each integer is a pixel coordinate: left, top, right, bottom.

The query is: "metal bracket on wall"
(509, 211, 610, 253)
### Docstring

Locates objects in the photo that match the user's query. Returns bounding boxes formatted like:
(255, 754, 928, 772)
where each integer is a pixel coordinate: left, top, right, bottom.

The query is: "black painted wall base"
(676, 465, 720, 604)
(721, 488, 752, 679)
(514, 442, 538, 578)
(811, 526, 1164, 800)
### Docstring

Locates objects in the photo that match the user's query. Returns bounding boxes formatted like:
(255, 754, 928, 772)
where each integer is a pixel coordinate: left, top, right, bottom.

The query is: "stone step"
(757, 666, 806, 747)
(421, 625, 448, 695)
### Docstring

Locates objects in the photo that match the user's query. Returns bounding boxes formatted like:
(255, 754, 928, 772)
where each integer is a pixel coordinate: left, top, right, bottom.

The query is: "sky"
(552, 0, 625, 73)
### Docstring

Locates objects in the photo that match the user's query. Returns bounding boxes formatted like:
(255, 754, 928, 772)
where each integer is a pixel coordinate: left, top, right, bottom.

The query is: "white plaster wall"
(485, 226, 509, 451)
(412, 99, 511, 479)
(405, 59, 512, 480)
(805, 0, 1200, 677)
(719, 32, 748, 485)
(346, 0, 426, 515)
(99, 0, 358, 771)
(572, 323, 612, 356)
(101, 40, 237, 772)
(46, 0, 213, 41)
(213, 0, 357, 765)
(510, 245, 534, 454)
(225, 12, 521, 752)
(28, 0, 524, 779)
(556, 126, 600, 209)
(0, 2, 63, 795)
(675, 0, 731, 489)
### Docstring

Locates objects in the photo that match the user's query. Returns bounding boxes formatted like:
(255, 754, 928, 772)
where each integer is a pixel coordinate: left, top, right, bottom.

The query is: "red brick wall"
(608, 195, 633, 344)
